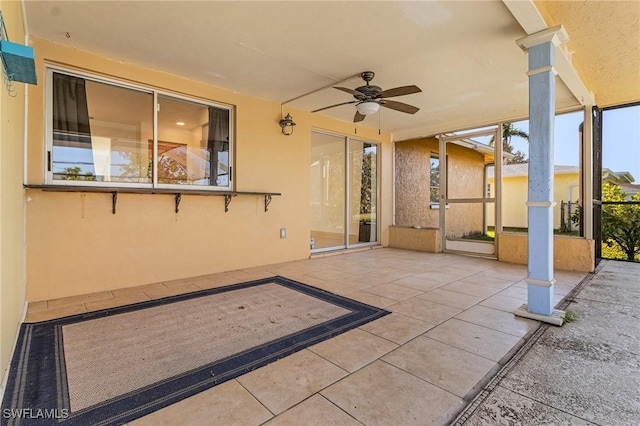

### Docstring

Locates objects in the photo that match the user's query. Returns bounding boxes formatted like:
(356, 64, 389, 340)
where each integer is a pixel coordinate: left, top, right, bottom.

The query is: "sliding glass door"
(310, 132, 346, 250)
(310, 131, 378, 252)
(348, 139, 378, 245)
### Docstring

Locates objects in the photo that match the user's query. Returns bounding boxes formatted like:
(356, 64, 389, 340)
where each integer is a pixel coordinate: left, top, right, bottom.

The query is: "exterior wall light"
(279, 113, 296, 136)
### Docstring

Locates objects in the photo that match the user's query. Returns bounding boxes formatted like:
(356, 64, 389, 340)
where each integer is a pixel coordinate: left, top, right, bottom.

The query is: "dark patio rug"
(1, 276, 388, 426)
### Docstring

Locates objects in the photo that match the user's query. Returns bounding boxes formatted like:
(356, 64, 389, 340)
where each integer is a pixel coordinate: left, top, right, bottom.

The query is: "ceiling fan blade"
(335, 86, 364, 97)
(381, 100, 420, 114)
(311, 101, 357, 113)
(380, 85, 422, 98)
(354, 111, 366, 123)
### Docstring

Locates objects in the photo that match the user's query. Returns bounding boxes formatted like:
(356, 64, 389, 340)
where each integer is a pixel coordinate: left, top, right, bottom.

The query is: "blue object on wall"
(0, 39, 37, 85)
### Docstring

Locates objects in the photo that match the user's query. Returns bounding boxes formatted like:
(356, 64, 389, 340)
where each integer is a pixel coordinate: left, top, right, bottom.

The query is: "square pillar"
(515, 26, 568, 322)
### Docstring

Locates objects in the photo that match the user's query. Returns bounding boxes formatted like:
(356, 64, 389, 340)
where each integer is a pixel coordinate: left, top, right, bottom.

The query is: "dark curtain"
(207, 107, 229, 186)
(53, 72, 92, 148)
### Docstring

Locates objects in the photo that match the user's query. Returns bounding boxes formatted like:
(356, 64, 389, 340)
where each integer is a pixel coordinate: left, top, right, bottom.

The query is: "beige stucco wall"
(395, 137, 485, 238)
(395, 138, 438, 228)
(25, 38, 391, 301)
(1, 0, 27, 382)
(497, 233, 594, 272)
(488, 171, 580, 229)
(388, 226, 441, 252)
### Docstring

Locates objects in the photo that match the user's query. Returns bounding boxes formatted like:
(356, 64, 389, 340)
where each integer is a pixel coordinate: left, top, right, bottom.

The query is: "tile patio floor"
(24, 248, 588, 425)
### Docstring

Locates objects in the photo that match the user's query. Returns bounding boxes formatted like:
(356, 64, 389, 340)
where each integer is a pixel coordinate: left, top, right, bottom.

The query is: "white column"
(516, 26, 568, 322)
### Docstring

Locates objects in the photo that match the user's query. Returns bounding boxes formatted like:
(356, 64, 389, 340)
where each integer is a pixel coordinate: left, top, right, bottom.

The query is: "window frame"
(44, 66, 234, 192)
(429, 152, 449, 209)
(429, 152, 440, 205)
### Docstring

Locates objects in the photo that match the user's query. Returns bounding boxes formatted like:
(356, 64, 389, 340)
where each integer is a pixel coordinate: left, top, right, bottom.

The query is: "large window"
(47, 69, 232, 189)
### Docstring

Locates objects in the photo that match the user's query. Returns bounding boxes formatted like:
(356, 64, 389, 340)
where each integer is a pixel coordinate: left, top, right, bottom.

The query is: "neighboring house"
(487, 165, 635, 229)
(620, 183, 640, 198)
(602, 169, 637, 200)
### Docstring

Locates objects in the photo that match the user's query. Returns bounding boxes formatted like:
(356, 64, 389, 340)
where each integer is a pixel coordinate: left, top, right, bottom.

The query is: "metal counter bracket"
(224, 194, 233, 212)
(25, 185, 281, 215)
(175, 193, 182, 213)
(111, 192, 117, 215)
(265, 194, 272, 212)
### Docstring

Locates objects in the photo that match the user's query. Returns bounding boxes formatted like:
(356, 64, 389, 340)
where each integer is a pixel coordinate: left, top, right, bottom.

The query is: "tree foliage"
(360, 151, 373, 216)
(489, 123, 529, 165)
(507, 150, 528, 165)
(601, 182, 640, 261)
(119, 152, 190, 184)
(63, 166, 96, 181)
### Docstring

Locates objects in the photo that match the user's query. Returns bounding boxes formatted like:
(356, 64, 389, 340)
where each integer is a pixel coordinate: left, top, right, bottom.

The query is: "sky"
(506, 105, 640, 182)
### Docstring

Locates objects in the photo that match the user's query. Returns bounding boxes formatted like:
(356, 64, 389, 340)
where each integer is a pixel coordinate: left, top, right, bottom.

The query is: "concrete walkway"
(455, 260, 640, 425)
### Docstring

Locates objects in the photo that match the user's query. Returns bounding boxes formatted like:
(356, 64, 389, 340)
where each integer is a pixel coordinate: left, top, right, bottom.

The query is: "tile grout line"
(355, 326, 405, 347)
(423, 331, 515, 365)
(452, 308, 537, 338)
(234, 378, 278, 421)
(377, 358, 462, 402)
(318, 393, 366, 426)
(443, 315, 530, 340)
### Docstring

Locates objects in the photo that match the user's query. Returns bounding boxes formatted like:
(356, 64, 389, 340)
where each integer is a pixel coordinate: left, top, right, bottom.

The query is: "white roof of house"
(487, 164, 580, 178)
(620, 183, 640, 194)
(487, 164, 635, 184)
(602, 169, 635, 184)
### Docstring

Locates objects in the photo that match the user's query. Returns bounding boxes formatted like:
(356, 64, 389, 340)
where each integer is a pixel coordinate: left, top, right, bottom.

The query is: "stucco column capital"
(516, 25, 569, 52)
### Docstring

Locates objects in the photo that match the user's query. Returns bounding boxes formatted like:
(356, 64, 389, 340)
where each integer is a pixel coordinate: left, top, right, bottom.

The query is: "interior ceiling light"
(176, 121, 185, 126)
(355, 101, 380, 116)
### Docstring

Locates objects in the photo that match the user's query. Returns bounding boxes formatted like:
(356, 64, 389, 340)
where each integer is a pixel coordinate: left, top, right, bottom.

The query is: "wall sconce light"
(279, 113, 296, 136)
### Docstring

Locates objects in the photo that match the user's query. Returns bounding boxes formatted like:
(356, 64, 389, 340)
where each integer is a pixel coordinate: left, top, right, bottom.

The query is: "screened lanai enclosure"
(394, 126, 507, 257)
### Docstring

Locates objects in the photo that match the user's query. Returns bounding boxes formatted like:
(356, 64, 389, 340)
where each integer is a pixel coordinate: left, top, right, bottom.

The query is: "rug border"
(1, 276, 389, 426)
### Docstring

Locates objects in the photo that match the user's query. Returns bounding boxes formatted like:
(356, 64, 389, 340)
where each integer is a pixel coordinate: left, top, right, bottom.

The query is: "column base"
(527, 281, 555, 315)
(514, 303, 565, 326)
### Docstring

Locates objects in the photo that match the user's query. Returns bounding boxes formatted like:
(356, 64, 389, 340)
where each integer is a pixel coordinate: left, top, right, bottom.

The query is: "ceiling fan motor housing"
(354, 85, 382, 100)
(356, 71, 382, 100)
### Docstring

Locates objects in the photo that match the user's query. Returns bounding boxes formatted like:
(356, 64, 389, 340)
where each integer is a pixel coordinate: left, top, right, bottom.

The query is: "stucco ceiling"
(22, 1, 639, 140)
(534, 0, 640, 108)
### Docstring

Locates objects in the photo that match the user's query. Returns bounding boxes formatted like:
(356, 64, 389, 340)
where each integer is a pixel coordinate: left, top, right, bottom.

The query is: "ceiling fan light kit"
(356, 101, 380, 116)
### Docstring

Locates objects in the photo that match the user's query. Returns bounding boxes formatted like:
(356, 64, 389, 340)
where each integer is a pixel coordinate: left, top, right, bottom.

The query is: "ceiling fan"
(312, 71, 422, 123)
